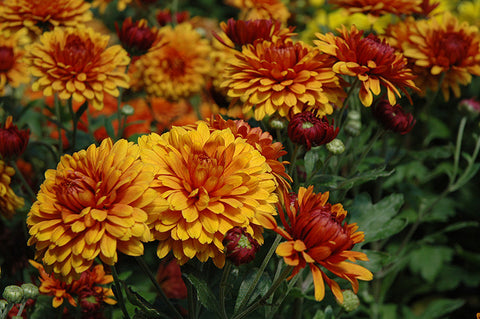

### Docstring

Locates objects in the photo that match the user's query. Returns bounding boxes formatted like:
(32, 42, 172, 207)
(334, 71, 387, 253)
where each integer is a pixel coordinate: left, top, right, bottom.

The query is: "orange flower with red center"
(27, 138, 168, 283)
(315, 25, 418, 107)
(0, 159, 24, 219)
(138, 122, 278, 268)
(222, 38, 346, 120)
(25, 27, 130, 110)
(270, 186, 373, 302)
(0, 0, 92, 36)
(387, 12, 480, 101)
(328, 0, 424, 16)
(133, 23, 211, 101)
(0, 28, 30, 95)
(225, 0, 291, 24)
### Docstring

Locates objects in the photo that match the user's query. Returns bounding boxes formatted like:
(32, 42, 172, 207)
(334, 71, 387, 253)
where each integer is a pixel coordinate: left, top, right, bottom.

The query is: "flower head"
(288, 111, 338, 150)
(222, 38, 346, 120)
(134, 23, 211, 100)
(0, 28, 30, 95)
(0, 159, 24, 219)
(156, 8, 190, 27)
(27, 138, 168, 283)
(0, 0, 92, 36)
(223, 226, 260, 266)
(328, 0, 424, 16)
(387, 12, 480, 101)
(271, 186, 373, 302)
(138, 122, 278, 268)
(25, 27, 130, 110)
(91, 0, 132, 13)
(225, 0, 291, 23)
(372, 100, 415, 134)
(315, 25, 418, 107)
(0, 116, 30, 158)
(115, 17, 158, 60)
(156, 259, 188, 299)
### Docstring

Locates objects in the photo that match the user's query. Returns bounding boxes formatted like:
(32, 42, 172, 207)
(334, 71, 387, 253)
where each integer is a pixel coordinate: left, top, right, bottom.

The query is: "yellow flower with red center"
(222, 38, 346, 120)
(0, 0, 92, 36)
(138, 122, 278, 268)
(25, 27, 130, 110)
(0, 27, 30, 95)
(27, 138, 168, 283)
(133, 23, 211, 101)
(270, 186, 373, 302)
(0, 159, 24, 219)
(314, 25, 418, 107)
(225, 0, 291, 24)
(388, 12, 480, 101)
(328, 0, 424, 16)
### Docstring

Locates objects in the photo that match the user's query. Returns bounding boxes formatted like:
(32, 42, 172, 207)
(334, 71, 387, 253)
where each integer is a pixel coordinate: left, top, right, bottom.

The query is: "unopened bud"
(3, 285, 23, 304)
(0, 299, 7, 311)
(21, 283, 39, 300)
(223, 227, 259, 266)
(269, 117, 286, 130)
(338, 290, 360, 312)
(121, 104, 135, 116)
(326, 138, 345, 155)
(458, 98, 480, 117)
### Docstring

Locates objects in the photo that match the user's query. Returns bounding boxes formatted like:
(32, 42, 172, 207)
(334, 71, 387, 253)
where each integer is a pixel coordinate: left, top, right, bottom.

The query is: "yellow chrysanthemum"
(138, 122, 279, 268)
(91, 0, 133, 14)
(27, 138, 168, 283)
(225, 0, 291, 24)
(0, 0, 92, 36)
(133, 23, 211, 101)
(0, 27, 30, 95)
(457, 0, 480, 27)
(0, 159, 24, 219)
(222, 38, 346, 120)
(24, 27, 130, 110)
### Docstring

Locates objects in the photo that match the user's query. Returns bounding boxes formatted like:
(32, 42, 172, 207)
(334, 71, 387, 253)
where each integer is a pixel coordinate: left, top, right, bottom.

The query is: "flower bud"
(372, 100, 415, 135)
(0, 299, 7, 311)
(344, 110, 362, 137)
(288, 111, 338, 150)
(458, 98, 480, 117)
(115, 17, 158, 59)
(121, 104, 135, 116)
(338, 290, 360, 312)
(269, 117, 286, 130)
(2, 285, 23, 304)
(326, 138, 345, 155)
(223, 227, 259, 266)
(21, 283, 39, 300)
(0, 116, 30, 158)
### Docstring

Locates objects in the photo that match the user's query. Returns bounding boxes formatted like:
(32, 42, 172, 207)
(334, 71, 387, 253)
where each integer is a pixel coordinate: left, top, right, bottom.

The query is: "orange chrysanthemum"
(0, 28, 30, 95)
(0, 159, 24, 219)
(133, 23, 211, 101)
(328, 0, 423, 16)
(222, 38, 346, 120)
(270, 186, 373, 302)
(225, 0, 291, 24)
(387, 12, 480, 101)
(91, 0, 133, 14)
(30, 260, 116, 308)
(0, 0, 92, 36)
(25, 27, 130, 110)
(138, 122, 279, 268)
(27, 138, 168, 283)
(314, 25, 418, 107)
(204, 114, 292, 194)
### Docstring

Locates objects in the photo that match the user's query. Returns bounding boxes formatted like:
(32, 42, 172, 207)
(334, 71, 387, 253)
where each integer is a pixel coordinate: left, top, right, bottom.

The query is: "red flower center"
(436, 32, 469, 66)
(357, 35, 396, 67)
(0, 46, 15, 72)
(58, 35, 99, 73)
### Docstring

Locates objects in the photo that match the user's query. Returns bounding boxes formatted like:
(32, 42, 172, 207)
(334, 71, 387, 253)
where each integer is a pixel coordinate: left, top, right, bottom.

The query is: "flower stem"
(134, 257, 184, 319)
(54, 95, 63, 159)
(110, 264, 131, 319)
(219, 261, 232, 319)
(451, 116, 467, 182)
(10, 160, 36, 202)
(67, 98, 77, 151)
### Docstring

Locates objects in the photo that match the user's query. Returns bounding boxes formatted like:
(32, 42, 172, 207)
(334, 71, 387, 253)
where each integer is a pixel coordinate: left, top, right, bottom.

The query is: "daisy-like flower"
(225, 0, 291, 24)
(0, 28, 30, 95)
(25, 27, 130, 110)
(30, 260, 116, 308)
(270, 186, 373, 302)
(222, 38, 346, 120)
(328, 0, 423, 16)
(138, 122, 279, 268)
(0, 159, 24, 219)
(27, 138, 168, 283)
(388, 12, 480, 101)
(314, 25, 418, 107)
(115, 17, 158, 61)
(134, 23, 211, 101)
(0, 0, 92, 36)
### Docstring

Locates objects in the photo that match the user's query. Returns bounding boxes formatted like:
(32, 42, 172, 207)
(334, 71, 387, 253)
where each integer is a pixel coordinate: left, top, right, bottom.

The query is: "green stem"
(134, 257, 184, 319)
(348, 128, 385, 177)
(288, 144, 300, 178)
(336, 78, 359, 130)
(219, 261, 232, 319)
(54, 95, 63, 159)
(10, 160, 36, 202)
(452, 116, 467, 182)
(186, 279, 197, 319)
(67, 98, 77, 151)
(110, 265, 131, 319)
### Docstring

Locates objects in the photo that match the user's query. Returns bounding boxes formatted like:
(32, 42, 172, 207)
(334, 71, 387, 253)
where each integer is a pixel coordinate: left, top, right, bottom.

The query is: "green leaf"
(422, 115, 451, 146)
(409, 245, 454, 283)
(450, 163, 480, 191)
(234, 270, 271, 313)
(356, 250, 392, 273)
(75, 100, 89, 118)
(416, 298, 464, 319)
(337, 166, 394, 191)
(123, 284, 164, 319)
(349, 193, 406, 244)
(183, 273, 219, 313)
(304, 147, 320, 180)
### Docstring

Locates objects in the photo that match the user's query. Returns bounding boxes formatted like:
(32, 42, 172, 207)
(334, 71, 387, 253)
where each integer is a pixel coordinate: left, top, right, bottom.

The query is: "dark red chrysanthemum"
(156, 8, 190, 27)
(156, 259, 187, 299)
(115, 17, 158, 59)
(223, 226, 260, 266)
(372, 100, 415, 134)
(0, 116, 29, 158)
(288, 111, 338, 150)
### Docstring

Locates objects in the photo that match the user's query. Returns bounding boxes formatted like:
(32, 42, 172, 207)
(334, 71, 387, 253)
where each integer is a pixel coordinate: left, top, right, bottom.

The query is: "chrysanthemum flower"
(27, 138, 168, 283)
(0, 28, 30, 95)
(0, 0, 92, 36)
(270, 186, 373, 302)
(372, 100, 416, 134)
(155, 8, 191, 27)
(288, 111, 338, 150)
(0, 116, 30, 158)
(387, 12, 480, 101)
(30, 260, 116, 308)
(314, 25, 418, 107)
(225, 0, 291, 24)
(91, 0, 132, 14)
(115, 17, 158, 61)
(328, 0, 423, 16)
(25, 27, 130, 110)
(0, 159, 24, 219)
(138, 122, 278, 268)
(156, 259, 187, 299)
(133, 23, 211, 101)
(222, 38, 346, 120)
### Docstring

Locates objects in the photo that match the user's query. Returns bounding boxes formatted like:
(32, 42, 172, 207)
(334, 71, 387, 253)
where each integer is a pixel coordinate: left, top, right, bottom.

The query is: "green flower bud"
(344, 119, 361, 137)
(0, 299, 8, 311)
(2, 285, 23, 304)
(338, 290, 360, 312)
(347, 110, 361, 121)
(269, 117, 286, 130)
(21, 283, 39, 300)
(326, 138, 345, 155)
(121, 104, 135, 116)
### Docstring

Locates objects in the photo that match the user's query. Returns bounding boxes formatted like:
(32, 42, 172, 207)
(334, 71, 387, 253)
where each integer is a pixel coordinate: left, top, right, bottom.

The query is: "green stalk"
(110, 265, 131, 319)
(54, 95, 63, 159)
(219, 261, 232, 319)
(67, 98, 77, 151)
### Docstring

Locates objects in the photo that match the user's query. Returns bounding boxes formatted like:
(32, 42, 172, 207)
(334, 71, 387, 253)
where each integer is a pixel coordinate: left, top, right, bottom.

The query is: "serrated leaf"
(183, 273, 219, 313)
(409, 245, 454, 283)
